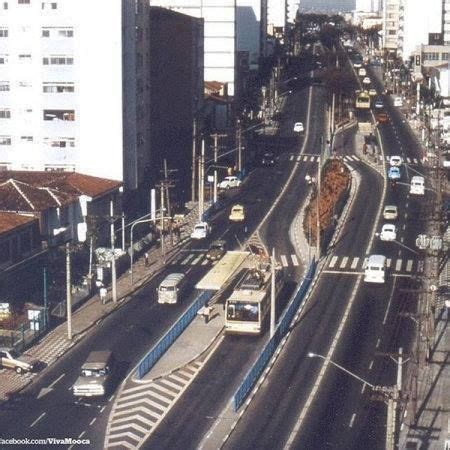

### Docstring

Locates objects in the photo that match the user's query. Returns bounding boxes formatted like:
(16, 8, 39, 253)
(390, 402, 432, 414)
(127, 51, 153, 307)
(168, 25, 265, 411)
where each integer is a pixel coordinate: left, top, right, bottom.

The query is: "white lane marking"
(280, 255, 289, 267)
(386, 258, 391, 268)
(351, 257, 359, 269)
(322, 270, 364, 276)
(395, 259, 402, 271)
(329, 255, 338, 268)
(376, 338, 381, 348)
(368, 360, 374, 370)
(340, 256, 349, 268)
(100, 406, 106, 413)
(90, 417, 96, 426)
(30, 412, 46, 428)
(362, 258, 368, 270)
(201, 258, 209, 265)
(352, 155, 360, 161)
(78, 431, 86, 439)
(302, 156, 307, 161)
(406, 157, 411, 163)
(405, 260, 413, 272)
(310, 156, 315, 162)
(291, 254, 299, 266)
(49, 373, 65, 388)
(290, 155, 294, 161)
(349, 413, 356, 428)
(383, 276, 398, 325)
(191, 255, 203, 265)
(413, 158, 418, 164)
(181, 254, 194, 265)
(361, 384, 366, 394)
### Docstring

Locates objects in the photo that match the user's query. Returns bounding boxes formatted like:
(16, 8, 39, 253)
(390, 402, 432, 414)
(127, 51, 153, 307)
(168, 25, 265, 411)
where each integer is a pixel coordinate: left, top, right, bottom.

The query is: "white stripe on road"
(291, 254, 299, 266)
(290, 154, 294, 161)
(340, 256, 349, 269)
(405, 260, 413, 272)
(181, 254, 194, 265)
(351, 257, 359, 269)
(280, 255, 288, 267)
(362, 258, 368, 269)
(201, 258, 209, 265)
(395, 259, 402, 271)
(349, 413, 356, 428)
(191, 255, 203, 265)
(329, 256, 338, 268)
(30, 412, 46, 428)
(386, 258, 392, 268)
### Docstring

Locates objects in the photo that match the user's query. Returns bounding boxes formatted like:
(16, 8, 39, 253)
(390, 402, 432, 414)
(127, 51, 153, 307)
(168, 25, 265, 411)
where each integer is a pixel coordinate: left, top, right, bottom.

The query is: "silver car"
(0, 347, 38, 374)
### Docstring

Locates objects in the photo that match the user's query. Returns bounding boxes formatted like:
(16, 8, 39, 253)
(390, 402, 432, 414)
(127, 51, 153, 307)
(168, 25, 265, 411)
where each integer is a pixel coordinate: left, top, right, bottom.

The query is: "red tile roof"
(0, 211, 36, 235)
(0, 171, 122, 199)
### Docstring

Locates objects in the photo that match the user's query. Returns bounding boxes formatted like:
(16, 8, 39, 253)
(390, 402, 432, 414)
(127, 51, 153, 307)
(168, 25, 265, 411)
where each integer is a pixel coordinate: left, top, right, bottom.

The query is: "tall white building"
(382, 0, 404, 56)
(0, 0, 149, 190)
(151, 0, 236, 96)
(356, 0, 381, 12)
(443, 0, 450, 44)
(268, 0, 286, 30)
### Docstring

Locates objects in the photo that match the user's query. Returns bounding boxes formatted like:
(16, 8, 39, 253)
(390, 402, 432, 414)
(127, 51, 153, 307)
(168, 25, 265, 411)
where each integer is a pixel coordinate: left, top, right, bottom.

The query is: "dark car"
(206, 240, 226, 261)
(376, 112, 389, 123)
(260, 152, 277, 167)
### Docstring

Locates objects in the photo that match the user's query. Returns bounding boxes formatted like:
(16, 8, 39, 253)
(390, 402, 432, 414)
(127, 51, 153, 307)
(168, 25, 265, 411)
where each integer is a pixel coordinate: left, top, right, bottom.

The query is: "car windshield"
(81, 368, 108, 377)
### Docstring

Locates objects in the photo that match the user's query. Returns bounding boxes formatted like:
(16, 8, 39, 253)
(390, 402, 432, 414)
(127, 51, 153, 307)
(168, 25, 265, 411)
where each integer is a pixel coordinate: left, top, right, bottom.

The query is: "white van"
(157, 273, 186, 304)
(410, 176, 425, 195)
(364, 255, 386, 284)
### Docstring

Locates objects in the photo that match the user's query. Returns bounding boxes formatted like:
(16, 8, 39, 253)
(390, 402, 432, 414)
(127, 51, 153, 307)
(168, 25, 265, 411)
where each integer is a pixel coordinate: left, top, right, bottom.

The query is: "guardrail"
(233, 259, 316, 411)
(135, 289, 214, 379)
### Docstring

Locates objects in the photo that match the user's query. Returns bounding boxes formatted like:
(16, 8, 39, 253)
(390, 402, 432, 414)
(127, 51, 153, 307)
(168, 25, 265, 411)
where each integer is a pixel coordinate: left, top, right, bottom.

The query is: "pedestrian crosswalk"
(385, 156, 419, 164)
(325, 255, 423, 274)
(291, 154, 361, 163)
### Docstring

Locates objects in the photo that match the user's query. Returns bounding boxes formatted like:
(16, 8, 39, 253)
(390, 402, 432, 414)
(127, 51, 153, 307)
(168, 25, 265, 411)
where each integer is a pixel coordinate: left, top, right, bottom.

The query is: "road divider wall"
(136, 289, 214, 379)
(233, 260, 317, 410)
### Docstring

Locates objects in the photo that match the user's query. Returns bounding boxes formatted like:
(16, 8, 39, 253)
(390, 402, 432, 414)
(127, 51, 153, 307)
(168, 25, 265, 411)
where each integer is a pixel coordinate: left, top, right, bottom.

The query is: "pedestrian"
(203, 305, 213, 324)
(99, 287, 107, 304)
(144, 252, 149, 267)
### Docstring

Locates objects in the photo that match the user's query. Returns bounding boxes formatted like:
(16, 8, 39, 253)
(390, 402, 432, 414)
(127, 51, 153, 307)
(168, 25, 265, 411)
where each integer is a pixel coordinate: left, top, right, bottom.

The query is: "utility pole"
(65, 242, 72, 340)
(162, 159, 177, 244)
(316, 155, 321, 259)
(155, 176, 175, 261)
(160, 184, 165, 261)
(191, 118, 197, 202)
(237, 119, 243, 172)
(213, 134, 218, 204)
(110, 199, 117, 303)
(198, 139, 205, 221)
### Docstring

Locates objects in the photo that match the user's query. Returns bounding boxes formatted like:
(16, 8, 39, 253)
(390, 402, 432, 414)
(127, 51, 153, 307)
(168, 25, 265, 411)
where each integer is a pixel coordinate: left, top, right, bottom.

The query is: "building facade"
(151, 0, 236, 97)
(0, 0, 150, 191)
(382, 0, 404, 57)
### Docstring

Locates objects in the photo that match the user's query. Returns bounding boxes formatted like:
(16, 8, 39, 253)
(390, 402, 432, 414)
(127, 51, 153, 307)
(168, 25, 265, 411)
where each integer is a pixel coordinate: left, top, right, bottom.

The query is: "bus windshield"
(226, 301, 259, 322)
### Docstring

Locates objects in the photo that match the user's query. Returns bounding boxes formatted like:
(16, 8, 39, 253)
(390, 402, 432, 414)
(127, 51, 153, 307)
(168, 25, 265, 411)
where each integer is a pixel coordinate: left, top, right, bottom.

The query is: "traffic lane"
(330, 160, 383, 256)
(294, 276, 398, 449)
(0, 262, 211, 441)
(144, 333, 267, 450)
(223, 274, 361, 450)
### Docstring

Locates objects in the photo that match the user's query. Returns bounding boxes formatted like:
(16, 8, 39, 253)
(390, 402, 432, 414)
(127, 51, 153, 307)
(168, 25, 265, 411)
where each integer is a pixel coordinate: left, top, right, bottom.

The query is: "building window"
(0, 55, 8, 64)
(20, 136, 33, 142)
(42, 56, 74, 65)
(18, 81, 32, 87)
(442, 53, 449, 60)
(0, 29, 8, 38)
(0, 136, 11, 145)
(41, 1, 56, 8)
(42, 29, 50, 37)
(58, 29, 73, 37)
(3, 2, 8, 9)
(18, 0, 30, 4)
(44, 137, 75, 147)
(43, 82, 74, 93)
(41, 27, 74, 38)
(43, 110, 75, 121)
(0, 109, 11, 119)
(0, 82, 9, 91)
(18, 54, 31, 61)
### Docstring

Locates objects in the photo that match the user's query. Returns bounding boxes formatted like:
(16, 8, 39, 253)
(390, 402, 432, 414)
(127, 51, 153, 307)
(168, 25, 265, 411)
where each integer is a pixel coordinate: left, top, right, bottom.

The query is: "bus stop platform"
(138, 304, 224, 382)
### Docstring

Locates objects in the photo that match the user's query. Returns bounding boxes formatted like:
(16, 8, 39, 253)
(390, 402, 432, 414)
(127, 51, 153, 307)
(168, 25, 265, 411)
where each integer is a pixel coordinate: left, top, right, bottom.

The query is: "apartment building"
(268, 0, 286, 33)
(0, 0, 150, 191)
(151, 0, 237, 96)
(382, 0, 404, 57)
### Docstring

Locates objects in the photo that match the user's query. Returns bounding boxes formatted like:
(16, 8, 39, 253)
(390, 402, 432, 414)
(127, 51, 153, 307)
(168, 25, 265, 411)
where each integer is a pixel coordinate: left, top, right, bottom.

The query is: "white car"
(362, 77, 371, 85)
(379, 223, 397, 241)
(393, 96, 403, 107)
(190, 222, 210, 240)
(218, 176, 241, 190)
(358, 68, 367, 77)
(369, 88, 377, 96)
(383, 205, 398, 220)
(389, 155, 402, 166)
(293, 122, 304, 133)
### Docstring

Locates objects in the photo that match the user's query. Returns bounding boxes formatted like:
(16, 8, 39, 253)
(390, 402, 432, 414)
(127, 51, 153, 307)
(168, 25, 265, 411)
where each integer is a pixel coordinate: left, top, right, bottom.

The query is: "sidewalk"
(0, 205, 200, 402)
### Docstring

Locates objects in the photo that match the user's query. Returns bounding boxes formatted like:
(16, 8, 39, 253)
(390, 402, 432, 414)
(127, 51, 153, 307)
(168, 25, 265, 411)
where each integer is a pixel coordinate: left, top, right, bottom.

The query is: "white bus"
(225, 265, 284, 335)
(364, 255, 386, 284)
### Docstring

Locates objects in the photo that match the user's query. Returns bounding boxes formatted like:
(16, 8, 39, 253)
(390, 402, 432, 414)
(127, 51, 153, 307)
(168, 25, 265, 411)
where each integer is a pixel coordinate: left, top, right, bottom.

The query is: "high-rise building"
(268, 0, 286, 31)
(151, 0, 237, 96)
(382, 0, 404, 57)
(0, 0, 150, 190)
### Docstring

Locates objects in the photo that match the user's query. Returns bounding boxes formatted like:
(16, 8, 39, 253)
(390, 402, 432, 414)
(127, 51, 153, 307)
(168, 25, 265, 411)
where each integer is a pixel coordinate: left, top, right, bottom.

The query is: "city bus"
(224, 264, 284, 335)
(355, 91, 371, 109)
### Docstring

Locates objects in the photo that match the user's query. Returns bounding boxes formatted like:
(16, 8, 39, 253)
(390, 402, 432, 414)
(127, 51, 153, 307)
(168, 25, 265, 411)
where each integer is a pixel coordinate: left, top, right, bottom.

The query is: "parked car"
(293, 122, 304, 132)
(383, 205, 398, 220)
(229, 204, 245, 222)
(388, 166, 401, 180)
(389, 155, 403, 166)
(369, 88, 377, 96)
(362, 77, 371, 85)
(379, 223, 397, 241)
(206, 240, 226, 261)
(190, 222, 211, 240)
(218, 176, 241, 190)
(0, 347, 38, 374)
(374, 98, 384, 109)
